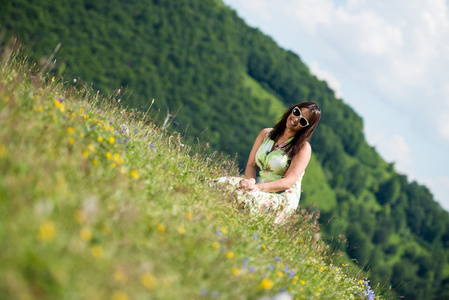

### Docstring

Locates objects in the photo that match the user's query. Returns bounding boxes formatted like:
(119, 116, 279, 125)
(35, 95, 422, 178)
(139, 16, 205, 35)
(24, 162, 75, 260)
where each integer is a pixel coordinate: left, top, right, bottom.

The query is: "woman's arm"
(249, 142, 312, 193)
(239, 128, 271, 189)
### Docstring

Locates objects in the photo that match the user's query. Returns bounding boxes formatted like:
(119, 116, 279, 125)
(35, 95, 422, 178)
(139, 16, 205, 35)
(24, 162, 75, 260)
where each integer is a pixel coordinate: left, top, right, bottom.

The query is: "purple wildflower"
(58, 98, 63, 103)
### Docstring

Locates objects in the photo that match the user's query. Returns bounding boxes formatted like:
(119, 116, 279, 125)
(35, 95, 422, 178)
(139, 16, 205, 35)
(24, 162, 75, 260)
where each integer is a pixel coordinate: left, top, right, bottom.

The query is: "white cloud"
(377, 135, 412, 173)
(422, 176, 449, 211)
(309, 62, 343, 98)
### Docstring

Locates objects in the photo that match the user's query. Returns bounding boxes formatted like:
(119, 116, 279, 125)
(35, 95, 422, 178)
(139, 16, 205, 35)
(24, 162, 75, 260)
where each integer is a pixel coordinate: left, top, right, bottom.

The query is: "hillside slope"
(0, 50, 383, 299)
(1, 0, 449, 298)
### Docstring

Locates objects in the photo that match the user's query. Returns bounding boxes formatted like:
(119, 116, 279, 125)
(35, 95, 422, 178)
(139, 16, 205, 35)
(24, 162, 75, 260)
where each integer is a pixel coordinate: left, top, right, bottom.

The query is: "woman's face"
(286, 107, 311, 132)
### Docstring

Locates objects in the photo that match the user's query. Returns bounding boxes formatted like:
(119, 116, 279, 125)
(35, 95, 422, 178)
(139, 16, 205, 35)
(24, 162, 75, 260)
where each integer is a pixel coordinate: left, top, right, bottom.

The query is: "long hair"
(269, 102, 321, 159)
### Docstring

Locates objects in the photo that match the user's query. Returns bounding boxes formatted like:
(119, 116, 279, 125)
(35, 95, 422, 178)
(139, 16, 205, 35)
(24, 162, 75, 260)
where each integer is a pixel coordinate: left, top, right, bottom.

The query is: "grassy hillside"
(2, 0, 449, 298)
(0, 50, 387, 299)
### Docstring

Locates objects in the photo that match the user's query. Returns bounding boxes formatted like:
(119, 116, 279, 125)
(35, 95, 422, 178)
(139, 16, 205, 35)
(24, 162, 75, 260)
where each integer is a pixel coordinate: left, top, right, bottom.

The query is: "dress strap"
(263, 128, 273, 141)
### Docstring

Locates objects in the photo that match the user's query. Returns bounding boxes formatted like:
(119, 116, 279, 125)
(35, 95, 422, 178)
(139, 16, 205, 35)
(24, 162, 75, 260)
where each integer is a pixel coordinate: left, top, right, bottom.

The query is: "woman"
(215, 102, 321, 224)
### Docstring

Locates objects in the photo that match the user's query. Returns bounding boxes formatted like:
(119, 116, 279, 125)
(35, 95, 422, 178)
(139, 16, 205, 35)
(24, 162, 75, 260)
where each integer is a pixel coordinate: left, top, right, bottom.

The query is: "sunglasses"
(291, 107, 309, 127)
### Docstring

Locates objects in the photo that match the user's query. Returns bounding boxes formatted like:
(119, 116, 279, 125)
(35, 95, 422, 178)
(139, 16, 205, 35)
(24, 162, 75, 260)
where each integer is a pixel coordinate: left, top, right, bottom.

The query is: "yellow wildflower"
(130, 170, 139, 179)
(92, 159, 98, 166)
(261, 245, 266, 250)
(185, 212, 193, 220)
(88, 144, 95, 152)
(80, 228, 92, 242)
(38, 220, 56, 241)
(91, 244, 104, 258)
(0, 145, 7, 158)
(178, 226, 185, 235)
(157, 224, 165, 233)
(106, 152, 112, 160)
(82, 150, 88, 158)
(114, 270, 128, 283)
(212, 242, 220, 249)
(69, 137, 75, 145)
(111, 291, 129, 300)
(110, 163, 117, 168)
(277, 271, 284, 277)
(259, 278, 273, 290)
(98, 136, 103, 142)
(221, 227, 227, 233)
(141, 273, 157, 290)
(67, 127, 74, 134)
(108, 136, 115, 144)
(113, 153, 120, 162)
(300, 280, 306, 285)
(226, 252, 234, 258)
(51, 77, 55, 82)
(231, 267, 240, 276)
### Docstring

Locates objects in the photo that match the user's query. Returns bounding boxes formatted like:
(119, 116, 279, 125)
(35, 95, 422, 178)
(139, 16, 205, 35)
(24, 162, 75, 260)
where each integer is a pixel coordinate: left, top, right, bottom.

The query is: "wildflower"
(80, 227, 92, 242)
(261, 245, 266, 250)
(185, 212, 193, 220)
(216, 229, 222, 236)
(98, 136, 103, 142)
(212, 242, 220, 249)
(178, 226, 185, 235)
(38, 220, 56, 241)
(157, 223, 165, 233)
(149, 142, 157, 153)
(221, 227, 227, 233)
(130, 170, 139, 179)
(73, 79, 77, 83)
(106, 153, 112, 160)
(253, 233, 258, 240)
(82, 150, 88, 158)
(277, 271, 284, 277)
(51, 77, 55, 82)
(111, 291, 129, 300)
(114, 270, 128, 283)
(91, 244, 104, 258)
(226, 252, 234, 258)
(259, 278, 273, 290)
(243, 257, 249, 268)
(231, 267, 240, 276)
(300, 280, 306, 285)
(109, 137, 115, 144)
(141, 273, 157, 290)
(67, 127, 74, 134)
(268, 265, 274, 271)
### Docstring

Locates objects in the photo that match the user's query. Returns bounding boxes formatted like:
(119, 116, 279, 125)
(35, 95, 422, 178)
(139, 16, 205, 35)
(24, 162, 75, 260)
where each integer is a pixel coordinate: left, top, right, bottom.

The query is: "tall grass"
(0, 47, 386, 299)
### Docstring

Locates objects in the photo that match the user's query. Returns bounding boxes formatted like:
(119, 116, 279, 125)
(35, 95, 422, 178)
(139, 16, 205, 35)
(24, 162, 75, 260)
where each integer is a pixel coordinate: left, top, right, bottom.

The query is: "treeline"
(1, 0, 449, 298)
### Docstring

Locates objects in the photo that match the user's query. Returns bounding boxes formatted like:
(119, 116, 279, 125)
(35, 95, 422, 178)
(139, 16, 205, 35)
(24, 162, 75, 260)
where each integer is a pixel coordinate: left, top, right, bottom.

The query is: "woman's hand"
(239, 178, 256, 190)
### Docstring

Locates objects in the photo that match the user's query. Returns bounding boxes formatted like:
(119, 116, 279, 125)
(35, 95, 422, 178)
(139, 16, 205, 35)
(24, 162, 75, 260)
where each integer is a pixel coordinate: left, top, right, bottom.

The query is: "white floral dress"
(215, 130, 304, 224)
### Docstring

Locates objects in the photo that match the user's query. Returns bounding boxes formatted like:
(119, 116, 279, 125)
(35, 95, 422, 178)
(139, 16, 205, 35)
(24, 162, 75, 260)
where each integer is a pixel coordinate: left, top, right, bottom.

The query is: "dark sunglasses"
(291, 107, 309, 127)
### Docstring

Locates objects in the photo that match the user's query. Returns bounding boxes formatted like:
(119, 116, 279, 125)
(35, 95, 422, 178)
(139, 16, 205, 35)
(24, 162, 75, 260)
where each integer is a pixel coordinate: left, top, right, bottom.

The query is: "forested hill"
(2, 0, 449, 298)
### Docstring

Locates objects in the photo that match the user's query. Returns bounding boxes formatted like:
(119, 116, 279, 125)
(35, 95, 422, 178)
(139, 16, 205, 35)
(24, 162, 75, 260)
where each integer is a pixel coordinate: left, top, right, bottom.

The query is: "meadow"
(0, 49, 382, 299)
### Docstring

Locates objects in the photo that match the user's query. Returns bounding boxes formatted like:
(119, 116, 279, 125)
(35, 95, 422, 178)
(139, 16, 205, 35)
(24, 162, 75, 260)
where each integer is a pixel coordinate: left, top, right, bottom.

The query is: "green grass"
(0, 50, 385, 299)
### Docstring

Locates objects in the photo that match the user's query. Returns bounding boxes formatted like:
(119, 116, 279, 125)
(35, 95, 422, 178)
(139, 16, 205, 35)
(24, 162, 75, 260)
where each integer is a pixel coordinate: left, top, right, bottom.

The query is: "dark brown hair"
(269, 102, 321, 158)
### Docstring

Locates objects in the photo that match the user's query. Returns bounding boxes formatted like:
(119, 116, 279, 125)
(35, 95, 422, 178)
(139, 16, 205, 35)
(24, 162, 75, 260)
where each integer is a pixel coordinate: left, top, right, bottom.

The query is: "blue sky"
(223, 0, 449, 211)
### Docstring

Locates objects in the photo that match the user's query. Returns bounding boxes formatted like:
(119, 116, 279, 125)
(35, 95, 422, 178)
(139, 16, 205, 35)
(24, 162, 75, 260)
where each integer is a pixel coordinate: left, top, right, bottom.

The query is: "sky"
(222, 0, 449, 211)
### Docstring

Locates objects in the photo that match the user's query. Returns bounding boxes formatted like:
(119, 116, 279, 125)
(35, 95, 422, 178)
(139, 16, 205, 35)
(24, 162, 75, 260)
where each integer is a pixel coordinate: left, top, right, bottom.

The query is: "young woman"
(215, 102, 321, 224)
